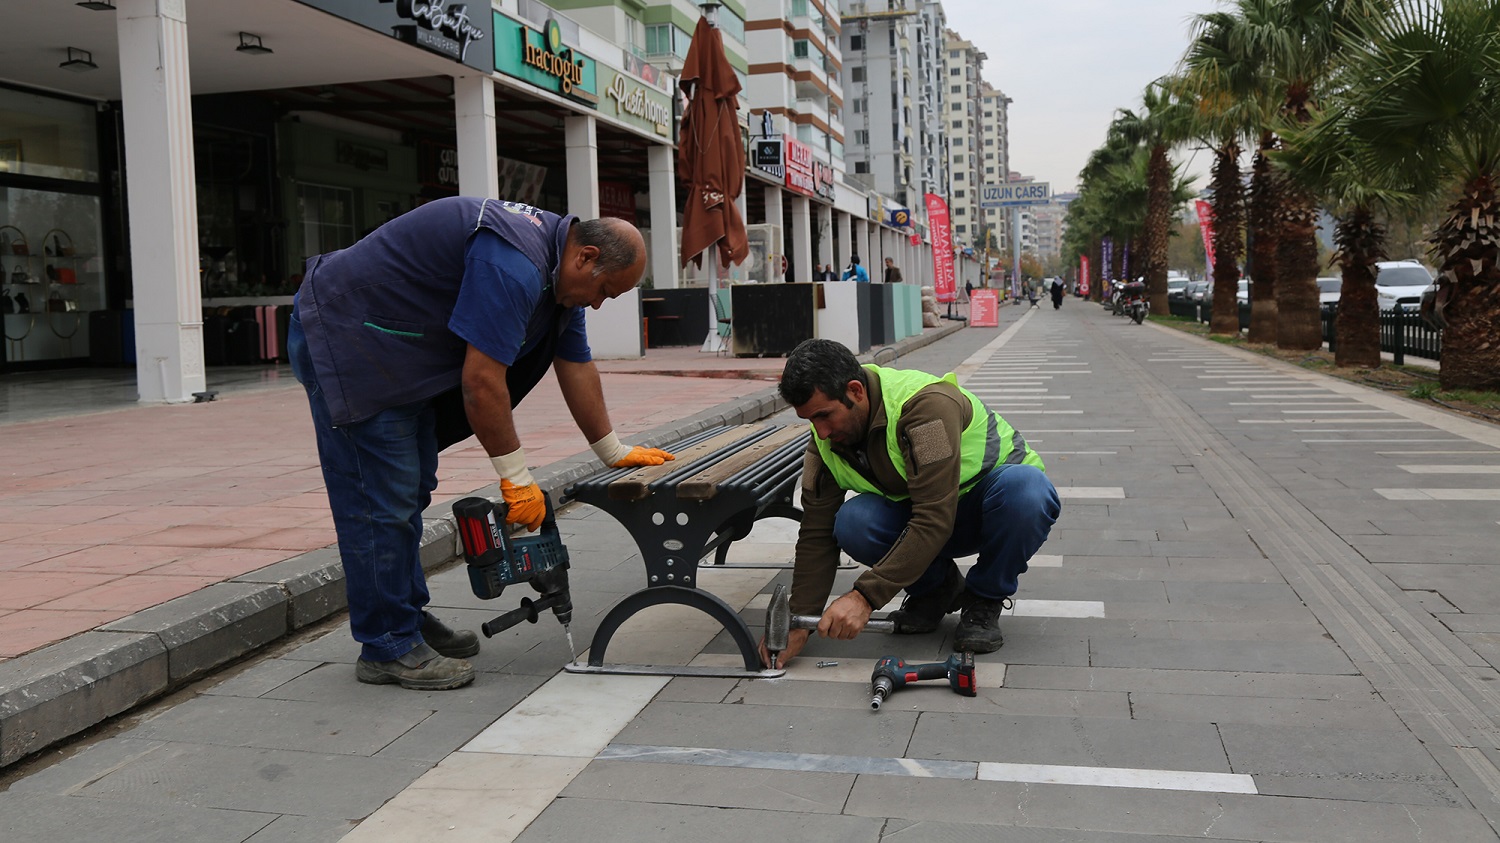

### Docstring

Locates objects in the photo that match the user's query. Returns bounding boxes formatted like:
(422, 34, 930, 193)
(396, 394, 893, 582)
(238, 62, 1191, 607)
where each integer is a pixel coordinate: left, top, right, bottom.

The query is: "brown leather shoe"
(356, 642, 475, 690)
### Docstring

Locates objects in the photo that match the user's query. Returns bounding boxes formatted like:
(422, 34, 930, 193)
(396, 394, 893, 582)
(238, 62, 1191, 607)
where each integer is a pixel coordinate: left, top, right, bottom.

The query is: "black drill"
(869, 653, 977, 710)
(452, 493, 576, 659)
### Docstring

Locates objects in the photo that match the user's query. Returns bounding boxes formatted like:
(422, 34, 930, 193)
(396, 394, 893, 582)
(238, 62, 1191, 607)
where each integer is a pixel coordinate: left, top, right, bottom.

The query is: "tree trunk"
(1091, 240, 1104, 301)
(1209, 140, 1244, 336)
(1246, 133, 1279, 343)
(1332, 207, 1383, 368)
(1432, 175, 1500, 391)
(1276, 181, 1323, 350)
(1110, 239, 1123, 286)
(1143, 143, 1172, 315)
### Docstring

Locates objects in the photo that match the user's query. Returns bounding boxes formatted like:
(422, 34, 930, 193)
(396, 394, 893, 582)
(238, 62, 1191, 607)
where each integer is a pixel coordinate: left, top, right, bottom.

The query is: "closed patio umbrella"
(677, 14, 747, 270)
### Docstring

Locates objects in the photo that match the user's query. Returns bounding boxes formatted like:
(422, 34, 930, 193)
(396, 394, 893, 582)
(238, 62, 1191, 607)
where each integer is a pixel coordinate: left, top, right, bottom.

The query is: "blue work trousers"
(833, 464, 1061, 601)
(288, 313, 438, 663)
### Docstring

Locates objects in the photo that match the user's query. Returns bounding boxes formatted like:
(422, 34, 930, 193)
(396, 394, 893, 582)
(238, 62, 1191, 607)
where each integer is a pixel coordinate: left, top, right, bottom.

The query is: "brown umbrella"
(677, 14, 747, 269)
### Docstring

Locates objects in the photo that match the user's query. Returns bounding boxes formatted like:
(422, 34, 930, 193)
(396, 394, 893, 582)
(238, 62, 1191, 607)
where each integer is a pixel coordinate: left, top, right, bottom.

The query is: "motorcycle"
(1120, 280, 1148, 324)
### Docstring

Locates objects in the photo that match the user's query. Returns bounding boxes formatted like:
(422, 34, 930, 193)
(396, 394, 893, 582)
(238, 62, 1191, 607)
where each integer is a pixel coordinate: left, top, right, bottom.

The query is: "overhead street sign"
(980, 182, 1051, 208)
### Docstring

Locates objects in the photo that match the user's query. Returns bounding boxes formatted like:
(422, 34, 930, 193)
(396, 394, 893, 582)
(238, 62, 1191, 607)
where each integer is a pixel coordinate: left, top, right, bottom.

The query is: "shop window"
(0, 89, 99, 181)
(296, 183, 355, 261)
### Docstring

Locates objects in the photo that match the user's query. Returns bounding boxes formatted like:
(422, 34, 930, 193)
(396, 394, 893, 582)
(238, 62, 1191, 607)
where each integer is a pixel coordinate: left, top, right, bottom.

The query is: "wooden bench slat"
(605, 424, 769, 501)
(676, 426, 808, 501)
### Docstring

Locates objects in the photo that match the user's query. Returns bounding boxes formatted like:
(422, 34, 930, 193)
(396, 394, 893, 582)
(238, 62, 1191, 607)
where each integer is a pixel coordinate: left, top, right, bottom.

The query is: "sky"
(940, 0, 1222, 194)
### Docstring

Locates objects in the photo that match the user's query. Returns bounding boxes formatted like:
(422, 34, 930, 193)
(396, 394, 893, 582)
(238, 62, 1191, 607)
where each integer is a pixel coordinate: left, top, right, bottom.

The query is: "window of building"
(297, 183, 356, 260)
(985, 110, 994, 117)
(793, 39, 809, 59)
(954, 207, 966, 217)
(889, 29, 895, 47)
(855, 129, 869, 145)
(852, 98, 864, 114)
(955, 189, 966, 198)
(950, 67, 960, 76)
(951, 120, 962, 128)
(854, 160, 869, 174)
(951, 102, 961, 111)
(851, 66, 865, 83)
(850, 34, 863, 51)
(950, 85, 961, 94)
(950, 49, 960, 58)
(719, 8, 746, 44)
(986, 166, 995, 174)
(791, 0, 809, 16)
(954, 172, 965, 181)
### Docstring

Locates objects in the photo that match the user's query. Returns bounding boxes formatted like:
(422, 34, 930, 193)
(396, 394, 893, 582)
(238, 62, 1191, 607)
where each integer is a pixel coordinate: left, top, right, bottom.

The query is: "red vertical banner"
(924, 193, 957, 303)
(1194, 199, 1217, 280)
(1080, 255, 1091, 296)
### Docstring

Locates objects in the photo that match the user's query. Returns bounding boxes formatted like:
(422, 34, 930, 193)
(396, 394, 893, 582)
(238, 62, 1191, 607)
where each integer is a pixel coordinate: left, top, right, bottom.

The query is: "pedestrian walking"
(842, 255, 870, 283)
(883, 257, 904, 285)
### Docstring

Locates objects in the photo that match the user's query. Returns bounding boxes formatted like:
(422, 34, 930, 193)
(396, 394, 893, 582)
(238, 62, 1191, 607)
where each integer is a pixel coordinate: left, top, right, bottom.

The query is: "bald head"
(572, 217, 645, 275)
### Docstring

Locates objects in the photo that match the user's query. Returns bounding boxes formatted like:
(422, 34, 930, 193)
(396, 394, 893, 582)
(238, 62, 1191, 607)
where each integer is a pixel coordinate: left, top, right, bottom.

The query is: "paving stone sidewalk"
(7, 302, 1500, 842)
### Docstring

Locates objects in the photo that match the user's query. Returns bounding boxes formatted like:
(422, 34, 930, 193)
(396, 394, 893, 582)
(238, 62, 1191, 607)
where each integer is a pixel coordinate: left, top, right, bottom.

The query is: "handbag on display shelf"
(2, 288, 13, 314)
(1, 225, 28, 256)
(11, 263, 27, 285)
(56, 267, 77, 285)
(14, 291, 31, 314)
(47, 292, 78, 313)
(43, 229, 75, 258)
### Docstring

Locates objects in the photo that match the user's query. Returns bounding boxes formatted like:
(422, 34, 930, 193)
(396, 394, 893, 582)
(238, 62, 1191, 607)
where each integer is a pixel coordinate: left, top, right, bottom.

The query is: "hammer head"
(764, 583, 790, 655)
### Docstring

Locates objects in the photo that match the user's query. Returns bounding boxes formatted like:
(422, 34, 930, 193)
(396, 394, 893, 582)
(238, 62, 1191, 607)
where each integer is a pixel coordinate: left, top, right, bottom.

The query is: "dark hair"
(574, 218, 642, 275)
(779, 338, 865, 407)
(850, 255, 861, 265)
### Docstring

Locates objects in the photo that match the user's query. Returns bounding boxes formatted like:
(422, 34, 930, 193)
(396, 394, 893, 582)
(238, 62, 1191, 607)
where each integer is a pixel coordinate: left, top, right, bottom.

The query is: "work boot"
(888, 561, 967, 634)
(953, 593, 1012, 654)
(356, 642, 475, 690)
(422, 612, 480, 659)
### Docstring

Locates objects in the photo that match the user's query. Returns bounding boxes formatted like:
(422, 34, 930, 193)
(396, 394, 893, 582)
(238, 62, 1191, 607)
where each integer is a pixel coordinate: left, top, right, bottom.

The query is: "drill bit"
(564, 624, 579, 664)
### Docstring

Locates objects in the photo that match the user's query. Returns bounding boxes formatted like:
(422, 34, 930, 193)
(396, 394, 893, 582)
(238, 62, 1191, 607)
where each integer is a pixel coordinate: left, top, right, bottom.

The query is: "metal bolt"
(650, 575, 658, 583)
(815, 661, 839, 668)
(667, 573, 675, 581)
(666, 559, 674, 566)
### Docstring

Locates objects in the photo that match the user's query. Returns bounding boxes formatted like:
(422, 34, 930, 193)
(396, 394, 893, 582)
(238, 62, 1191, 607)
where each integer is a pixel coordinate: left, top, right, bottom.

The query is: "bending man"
(290, 197, 672, 691)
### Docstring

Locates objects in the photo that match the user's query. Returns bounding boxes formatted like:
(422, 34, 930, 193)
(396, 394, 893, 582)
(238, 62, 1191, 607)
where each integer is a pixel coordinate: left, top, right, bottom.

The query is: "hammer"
(763, 584, 896, 669)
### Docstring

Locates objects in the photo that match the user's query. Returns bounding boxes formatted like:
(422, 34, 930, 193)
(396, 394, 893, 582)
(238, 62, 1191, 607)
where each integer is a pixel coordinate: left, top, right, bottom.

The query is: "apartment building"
(979, 82, 1012, 254)
(943, 30, 984, 249)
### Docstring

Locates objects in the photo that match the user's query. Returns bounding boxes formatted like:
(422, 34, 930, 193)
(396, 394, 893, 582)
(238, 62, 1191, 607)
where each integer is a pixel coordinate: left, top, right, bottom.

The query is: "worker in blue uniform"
(288, 197, 673, 690)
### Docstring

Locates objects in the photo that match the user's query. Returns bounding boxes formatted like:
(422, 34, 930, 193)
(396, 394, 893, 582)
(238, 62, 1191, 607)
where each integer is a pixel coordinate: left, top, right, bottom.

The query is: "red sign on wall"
(783, 136, 816, 196)
(599, 180, 637, 223)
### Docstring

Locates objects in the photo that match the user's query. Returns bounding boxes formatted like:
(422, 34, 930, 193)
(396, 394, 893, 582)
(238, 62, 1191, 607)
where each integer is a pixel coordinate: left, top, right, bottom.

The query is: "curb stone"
(0, 323, 963, 769)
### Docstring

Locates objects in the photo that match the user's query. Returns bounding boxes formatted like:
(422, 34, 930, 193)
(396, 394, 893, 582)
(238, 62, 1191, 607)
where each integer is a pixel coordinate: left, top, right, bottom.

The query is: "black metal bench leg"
(582, 585, 762, 672)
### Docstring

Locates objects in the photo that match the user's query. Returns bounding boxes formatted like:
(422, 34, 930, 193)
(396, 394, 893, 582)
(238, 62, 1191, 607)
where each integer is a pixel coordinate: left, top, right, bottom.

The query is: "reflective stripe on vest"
(813, 365, 1044, 500)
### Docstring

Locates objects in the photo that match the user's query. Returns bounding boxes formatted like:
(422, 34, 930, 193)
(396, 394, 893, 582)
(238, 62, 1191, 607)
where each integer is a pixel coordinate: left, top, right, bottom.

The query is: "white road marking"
(977, 762, 1257, 794)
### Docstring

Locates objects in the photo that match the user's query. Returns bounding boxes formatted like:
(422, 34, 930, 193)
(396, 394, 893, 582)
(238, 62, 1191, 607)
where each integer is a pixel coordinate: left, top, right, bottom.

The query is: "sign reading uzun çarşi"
(925, 193, 957, 303)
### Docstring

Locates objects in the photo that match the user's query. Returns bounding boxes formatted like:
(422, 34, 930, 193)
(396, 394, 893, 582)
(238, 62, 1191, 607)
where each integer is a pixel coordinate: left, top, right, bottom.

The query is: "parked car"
(1317, 277, 1342, 312)
(1374, 260, 1434, 310)
(1166, 274, 1191, 302)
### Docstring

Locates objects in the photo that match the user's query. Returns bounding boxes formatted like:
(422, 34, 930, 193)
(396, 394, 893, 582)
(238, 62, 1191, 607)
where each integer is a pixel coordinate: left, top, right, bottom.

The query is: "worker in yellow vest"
(761, 339, 1060, 665)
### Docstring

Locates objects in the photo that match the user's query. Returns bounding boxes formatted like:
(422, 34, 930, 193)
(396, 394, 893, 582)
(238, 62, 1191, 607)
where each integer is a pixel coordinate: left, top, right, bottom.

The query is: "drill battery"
(452, 496, 569, 599)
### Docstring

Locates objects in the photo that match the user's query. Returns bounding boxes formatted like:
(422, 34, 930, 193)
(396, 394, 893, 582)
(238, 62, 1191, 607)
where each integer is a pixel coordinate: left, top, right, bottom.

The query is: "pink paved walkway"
(0, 348, 784, 662)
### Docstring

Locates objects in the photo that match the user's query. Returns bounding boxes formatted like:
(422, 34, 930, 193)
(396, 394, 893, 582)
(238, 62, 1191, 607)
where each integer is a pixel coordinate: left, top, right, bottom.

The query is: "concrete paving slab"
(72, 740, 430, 819)
(342, 752, 587, 843)
(909, 711, 1232, 772)
(462, 673, 667, 757)
(1090, 638, 1356, 674)
(1005, 665, 1377, 700)
(1129, 691, 1403, 730)
(1220, 722, 1465, 806)
(124, 693, 433, 756)
(515, 798, 884, 843)
(0, 791, 275, 843)
(616, 699, 918, 758)
(562, 757, 855, 813)
(203, 657, 319, 698)
(242, 815, 355, 843)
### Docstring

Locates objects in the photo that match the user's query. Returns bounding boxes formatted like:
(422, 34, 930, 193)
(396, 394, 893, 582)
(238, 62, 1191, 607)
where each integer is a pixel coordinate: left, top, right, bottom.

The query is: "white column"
(764, 184, 784, 281)
(835, 211, 852, 273)
(647, 145, 678, 289)
(789, 196, 812, 285)
(454, 74, 498, 197)
(564, 114, 600, 218)
(118, 0, 203, 404)
(852, 217, 868, 268)
(815, 203, 834, 271)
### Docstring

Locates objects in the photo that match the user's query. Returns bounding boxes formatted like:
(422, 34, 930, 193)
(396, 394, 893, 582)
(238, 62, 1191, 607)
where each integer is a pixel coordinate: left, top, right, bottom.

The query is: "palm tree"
(1112, 82, 1196, 315)
(1338, 0, 1500, 389)
(1227, 0, 1394, 350)
(1180, 10, 1275, 336)
(1276, 106, 1415, 368)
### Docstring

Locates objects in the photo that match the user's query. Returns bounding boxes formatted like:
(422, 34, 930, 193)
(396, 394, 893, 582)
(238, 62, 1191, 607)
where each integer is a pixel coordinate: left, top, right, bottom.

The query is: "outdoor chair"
(712, 289, 732, 356)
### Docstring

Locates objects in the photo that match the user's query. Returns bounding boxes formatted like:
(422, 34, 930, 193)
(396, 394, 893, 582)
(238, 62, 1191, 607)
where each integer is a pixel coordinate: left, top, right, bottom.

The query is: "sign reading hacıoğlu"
(292, 0, 493, 72)
(601, 70, 674, 138)
(494, 13, 598, 103)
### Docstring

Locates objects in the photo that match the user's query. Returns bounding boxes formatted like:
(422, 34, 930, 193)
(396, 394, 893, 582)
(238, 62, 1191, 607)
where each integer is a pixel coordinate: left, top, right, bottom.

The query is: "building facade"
(943, 30, 984, 250)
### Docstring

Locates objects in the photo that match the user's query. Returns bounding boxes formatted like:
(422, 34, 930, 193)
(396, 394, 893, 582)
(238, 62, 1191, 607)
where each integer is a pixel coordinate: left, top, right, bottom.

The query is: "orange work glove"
(590, 431, 676, 468)
(499, 479, 546, 531)
(613, 445, 676, 468)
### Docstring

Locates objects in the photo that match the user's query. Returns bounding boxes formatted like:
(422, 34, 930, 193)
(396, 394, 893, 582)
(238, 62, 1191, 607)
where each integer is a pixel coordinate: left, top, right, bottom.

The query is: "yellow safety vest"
(813, 365, 1044, 500)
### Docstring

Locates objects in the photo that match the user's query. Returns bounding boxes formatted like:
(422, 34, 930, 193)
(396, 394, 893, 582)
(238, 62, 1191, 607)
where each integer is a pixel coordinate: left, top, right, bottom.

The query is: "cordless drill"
(452, 493, 577, 660)
(869, 653, 977, 710)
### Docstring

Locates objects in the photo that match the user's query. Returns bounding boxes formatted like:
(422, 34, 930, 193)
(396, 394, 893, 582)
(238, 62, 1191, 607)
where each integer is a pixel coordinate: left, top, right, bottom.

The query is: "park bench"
(564, 422, 809, 677)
